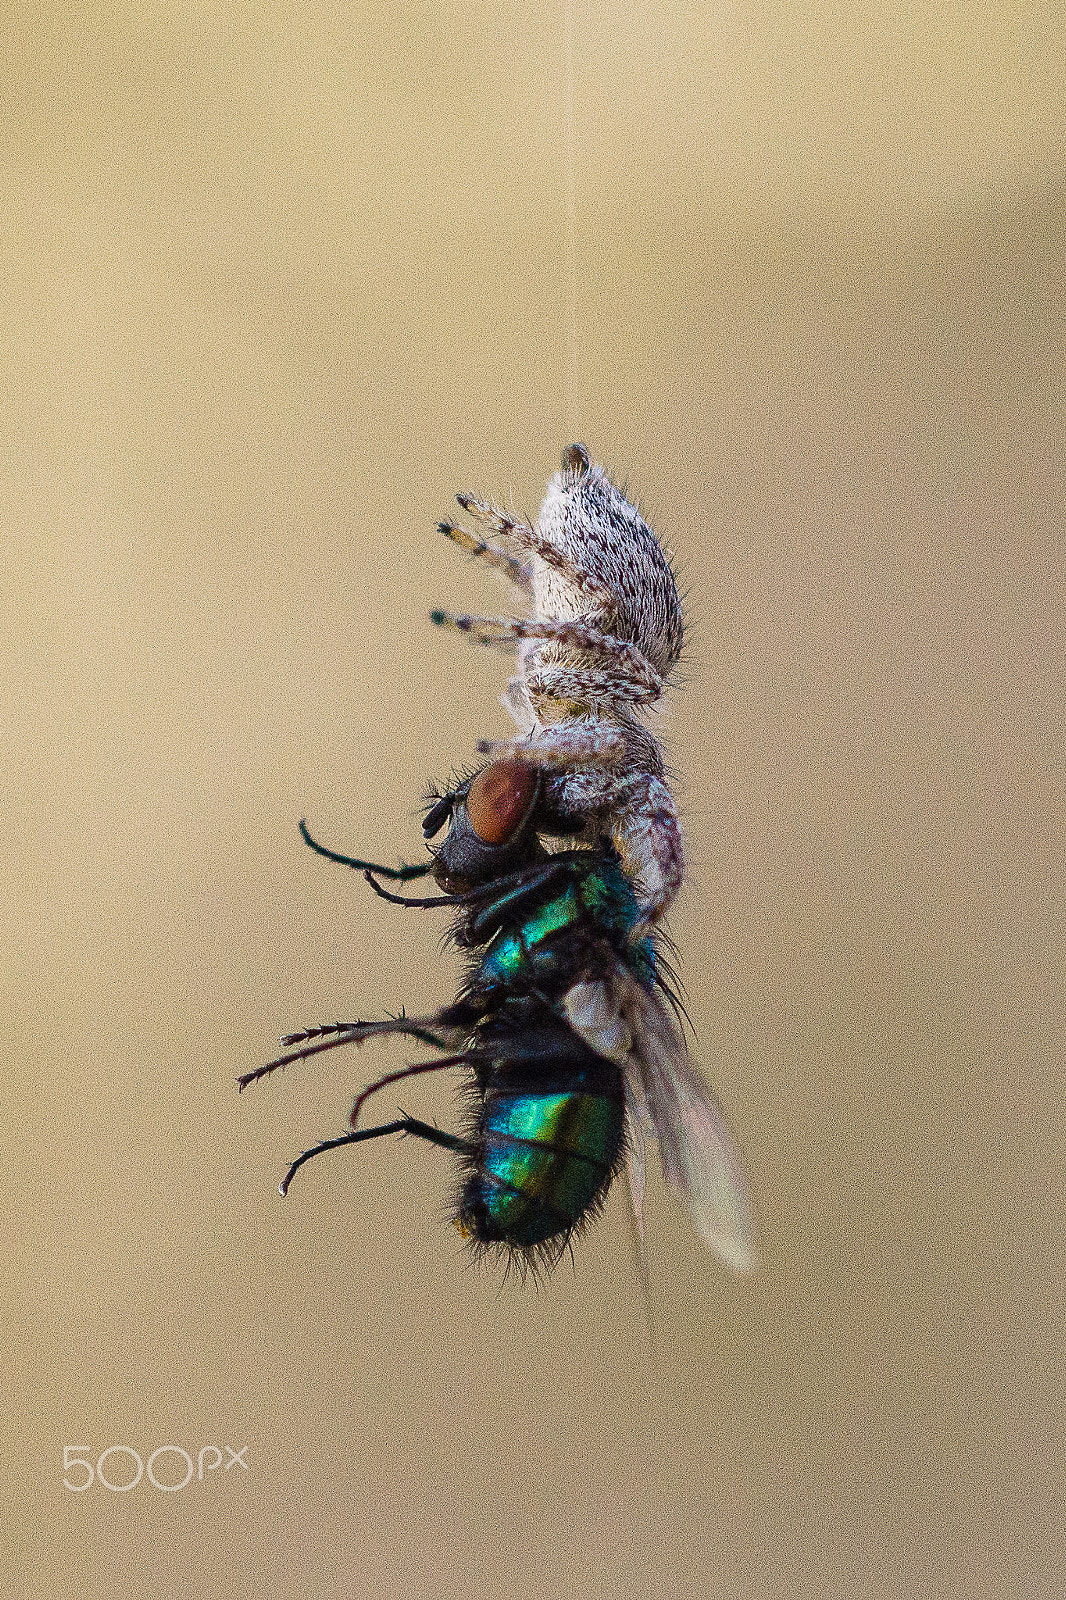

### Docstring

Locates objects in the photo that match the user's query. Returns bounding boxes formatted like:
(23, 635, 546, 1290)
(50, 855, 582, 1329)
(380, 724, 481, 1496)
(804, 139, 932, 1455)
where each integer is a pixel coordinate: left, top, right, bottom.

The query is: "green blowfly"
(241, 760, 754, 1277)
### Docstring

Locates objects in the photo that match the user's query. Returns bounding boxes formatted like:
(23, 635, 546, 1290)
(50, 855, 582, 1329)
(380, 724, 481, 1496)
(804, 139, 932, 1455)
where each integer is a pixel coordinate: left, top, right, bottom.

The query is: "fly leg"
(279, 1114, 472, 1196)
(237, 1014, 457, 1093)
(298, 819, 433, 880)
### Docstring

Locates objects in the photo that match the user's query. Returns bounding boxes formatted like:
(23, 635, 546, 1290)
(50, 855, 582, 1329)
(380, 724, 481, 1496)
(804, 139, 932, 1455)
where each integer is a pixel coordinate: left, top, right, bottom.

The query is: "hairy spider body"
(433, 445, 686, 927)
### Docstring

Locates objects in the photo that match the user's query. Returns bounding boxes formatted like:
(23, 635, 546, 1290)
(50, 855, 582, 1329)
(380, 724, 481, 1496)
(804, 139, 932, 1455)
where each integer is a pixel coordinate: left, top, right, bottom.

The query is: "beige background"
(4, 5, 1064, 1597)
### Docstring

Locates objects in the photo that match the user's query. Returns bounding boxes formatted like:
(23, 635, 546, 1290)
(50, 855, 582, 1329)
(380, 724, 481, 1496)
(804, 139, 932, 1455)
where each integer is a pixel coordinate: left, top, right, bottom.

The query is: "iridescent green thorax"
(478, 855, 656, 996)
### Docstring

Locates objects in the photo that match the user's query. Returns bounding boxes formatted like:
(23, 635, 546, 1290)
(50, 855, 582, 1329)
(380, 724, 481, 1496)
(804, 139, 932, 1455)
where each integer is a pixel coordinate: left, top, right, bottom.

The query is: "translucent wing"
(565, 973, 756, 1274)
(623, 1083, 649, 1241)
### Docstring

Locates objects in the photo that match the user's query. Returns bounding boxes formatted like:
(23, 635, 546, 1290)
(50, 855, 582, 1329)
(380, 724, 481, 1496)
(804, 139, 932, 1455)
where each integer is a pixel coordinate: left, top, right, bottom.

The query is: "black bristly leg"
(464, 859, 578, 943)
(362, 857, 573, 917)
(362, 872, 470, 909)
(237, 1016, 451, 1093)
(279, 1114, 471, 1196)
(299, 819, 434, 880)
(397, 1116, 470, 1153)
(349, 1054, 468, 1128)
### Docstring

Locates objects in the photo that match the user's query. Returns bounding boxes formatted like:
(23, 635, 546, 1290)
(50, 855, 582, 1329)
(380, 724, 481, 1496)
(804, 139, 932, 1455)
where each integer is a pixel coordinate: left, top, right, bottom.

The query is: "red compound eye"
(466, 760, 537, 845)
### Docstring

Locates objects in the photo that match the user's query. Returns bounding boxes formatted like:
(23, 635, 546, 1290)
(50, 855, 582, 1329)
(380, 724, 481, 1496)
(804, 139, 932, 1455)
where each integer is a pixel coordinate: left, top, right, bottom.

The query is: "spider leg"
(455, 474, 618, 609)
(501, 673, 535, 729)
(608, 774, 684, 927)
(439, 517, 531, 589)
(478, 728, 687, 923)
(505, 521, 616, 610)
(462, 469, 615, 609)
(523, 763, 683, 925)
(454, 491, 536, 547)
(431, 612, 661, 696)
(429, 609, 519, 653)
(524, 663, 663, 708)
(474, 720, 627, 769)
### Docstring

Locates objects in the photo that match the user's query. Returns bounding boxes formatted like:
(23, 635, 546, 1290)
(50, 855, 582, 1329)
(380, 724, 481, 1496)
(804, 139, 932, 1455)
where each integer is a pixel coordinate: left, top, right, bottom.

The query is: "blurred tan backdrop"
(4, 5, 1064, 1598)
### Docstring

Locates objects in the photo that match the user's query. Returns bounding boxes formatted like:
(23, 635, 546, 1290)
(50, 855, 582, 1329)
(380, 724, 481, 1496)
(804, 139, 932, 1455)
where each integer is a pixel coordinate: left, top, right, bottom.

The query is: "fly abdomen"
(455, 1023, 626, 1256)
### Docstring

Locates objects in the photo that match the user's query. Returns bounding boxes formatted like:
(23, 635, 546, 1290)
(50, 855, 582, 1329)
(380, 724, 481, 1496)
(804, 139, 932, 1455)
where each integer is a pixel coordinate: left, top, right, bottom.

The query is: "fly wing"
(624, 977, 755, 1273)
(623, 1080, 650, 1241)
(565, 972, 756, 1274)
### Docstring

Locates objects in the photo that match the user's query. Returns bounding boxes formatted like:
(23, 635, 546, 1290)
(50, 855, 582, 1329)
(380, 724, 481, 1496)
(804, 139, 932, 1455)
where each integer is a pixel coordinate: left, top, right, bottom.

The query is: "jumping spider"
(431, 444, 685, 928)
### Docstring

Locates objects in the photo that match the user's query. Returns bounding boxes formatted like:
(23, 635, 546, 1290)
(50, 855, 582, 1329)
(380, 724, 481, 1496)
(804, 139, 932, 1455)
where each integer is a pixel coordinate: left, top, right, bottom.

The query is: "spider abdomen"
(535, 456, 684, 677)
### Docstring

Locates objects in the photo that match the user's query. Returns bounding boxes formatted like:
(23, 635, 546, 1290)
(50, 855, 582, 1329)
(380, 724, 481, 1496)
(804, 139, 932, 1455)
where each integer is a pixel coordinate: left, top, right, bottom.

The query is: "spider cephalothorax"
(432, 444, 685, 927)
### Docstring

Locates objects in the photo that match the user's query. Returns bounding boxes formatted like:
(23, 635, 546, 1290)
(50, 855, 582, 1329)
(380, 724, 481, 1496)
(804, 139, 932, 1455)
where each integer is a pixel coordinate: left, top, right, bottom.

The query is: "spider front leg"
(473, 719, 628, 770)
(608, 773, 684, 929)
(505, 521, 616, 612)
(473, 453, 617, 613)
(531, 757, 683, 926)
(468, 734, 683, 925)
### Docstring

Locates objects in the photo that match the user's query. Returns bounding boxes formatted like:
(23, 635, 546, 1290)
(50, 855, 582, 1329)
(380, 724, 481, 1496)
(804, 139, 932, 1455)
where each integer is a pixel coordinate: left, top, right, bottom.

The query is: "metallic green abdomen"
(469, 1090, 625, 1247)
(455, 1018, 627, 1253)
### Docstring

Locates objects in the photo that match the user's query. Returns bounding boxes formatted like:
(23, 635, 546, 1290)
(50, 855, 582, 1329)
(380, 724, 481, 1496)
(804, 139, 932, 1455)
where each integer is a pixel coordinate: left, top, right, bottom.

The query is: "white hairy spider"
(431, 444, 685, 927)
